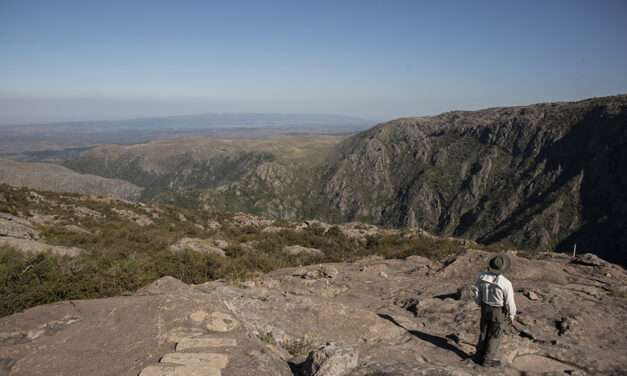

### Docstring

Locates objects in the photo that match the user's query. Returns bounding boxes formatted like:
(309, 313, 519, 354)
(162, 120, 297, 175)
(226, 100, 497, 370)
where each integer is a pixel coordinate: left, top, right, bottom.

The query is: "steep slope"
(0, 159, 143, 200)
(45, 95, 627, 264)
(320, 95, 627, 264)
(62, 135, 341, 214)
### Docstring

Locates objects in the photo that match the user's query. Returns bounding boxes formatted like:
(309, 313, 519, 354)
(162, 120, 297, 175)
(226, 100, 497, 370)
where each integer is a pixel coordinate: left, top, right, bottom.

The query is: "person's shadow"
(377, 313, 470, 360)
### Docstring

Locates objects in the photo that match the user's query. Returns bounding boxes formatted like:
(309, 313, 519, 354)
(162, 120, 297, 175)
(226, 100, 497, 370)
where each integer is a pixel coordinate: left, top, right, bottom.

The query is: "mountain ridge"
(3, 94, 626, 264)
(320, 94, 627, 264)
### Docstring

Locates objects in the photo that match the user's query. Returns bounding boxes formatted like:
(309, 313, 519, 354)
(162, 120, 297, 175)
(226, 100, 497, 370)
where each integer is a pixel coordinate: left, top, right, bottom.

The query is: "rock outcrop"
(169, 238, 228, 257)
(0, 212, 83, 256)
(0, 213, 39, 240)
(302, 343, 358, 376)
(2, 249, 626, 375)
(283, 245, 324, 257)
(0, 237, 82, 257)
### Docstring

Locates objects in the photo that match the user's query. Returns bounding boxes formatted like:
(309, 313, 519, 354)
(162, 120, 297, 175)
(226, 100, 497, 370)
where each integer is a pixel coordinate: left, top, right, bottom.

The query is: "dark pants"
(475, 303, 505, 364)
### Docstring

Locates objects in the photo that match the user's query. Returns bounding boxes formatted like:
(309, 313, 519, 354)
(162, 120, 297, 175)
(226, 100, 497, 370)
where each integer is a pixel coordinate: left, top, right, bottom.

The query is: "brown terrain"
(0, 159, 143, 201)
(10, 95, 624, 265)
(1, 96, 626, 375)
(1, 247, 626, 375)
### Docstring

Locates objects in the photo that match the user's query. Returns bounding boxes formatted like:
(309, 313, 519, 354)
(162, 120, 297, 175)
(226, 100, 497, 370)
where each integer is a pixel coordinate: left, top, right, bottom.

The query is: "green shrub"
(0, 184, 496, 318)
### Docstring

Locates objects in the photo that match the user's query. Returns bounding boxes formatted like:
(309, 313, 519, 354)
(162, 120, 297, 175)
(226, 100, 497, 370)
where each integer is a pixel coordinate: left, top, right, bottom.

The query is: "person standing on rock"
(471, 254, 517, 367)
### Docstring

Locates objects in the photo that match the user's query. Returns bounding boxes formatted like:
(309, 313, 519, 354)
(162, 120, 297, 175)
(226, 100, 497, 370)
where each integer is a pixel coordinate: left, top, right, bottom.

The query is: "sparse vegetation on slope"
(0, 184, 478, 317)
(321, 95, 627, 264)
(38, 96, 627, 265)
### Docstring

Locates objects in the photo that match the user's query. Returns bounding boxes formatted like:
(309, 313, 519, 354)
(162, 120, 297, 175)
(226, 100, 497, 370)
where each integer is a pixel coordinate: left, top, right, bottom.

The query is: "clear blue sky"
(1, 0, 626, 124)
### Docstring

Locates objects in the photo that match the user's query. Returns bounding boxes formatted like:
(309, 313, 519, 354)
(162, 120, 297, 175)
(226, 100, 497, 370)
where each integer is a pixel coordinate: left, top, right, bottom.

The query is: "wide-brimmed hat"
(488, 254, 511, 274)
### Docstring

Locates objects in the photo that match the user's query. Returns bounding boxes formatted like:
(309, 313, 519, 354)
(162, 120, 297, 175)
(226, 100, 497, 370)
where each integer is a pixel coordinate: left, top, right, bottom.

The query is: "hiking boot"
(481, 359, 502, 367)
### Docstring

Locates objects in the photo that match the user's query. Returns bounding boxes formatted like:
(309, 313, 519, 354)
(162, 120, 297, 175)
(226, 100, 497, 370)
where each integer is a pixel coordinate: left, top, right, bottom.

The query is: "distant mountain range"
(1, 95, 626, 264)
(0, 112, 371, 130)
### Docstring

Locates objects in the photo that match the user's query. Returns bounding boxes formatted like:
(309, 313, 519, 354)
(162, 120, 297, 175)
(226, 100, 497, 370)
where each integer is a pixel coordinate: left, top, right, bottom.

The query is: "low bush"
(0, 184, 492, 317)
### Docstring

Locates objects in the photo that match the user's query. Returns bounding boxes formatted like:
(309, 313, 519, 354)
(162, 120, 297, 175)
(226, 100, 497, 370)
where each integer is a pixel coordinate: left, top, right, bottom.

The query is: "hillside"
(61, 135, 343, 215)
(320, 95, 627, 264)
(7, 95, 627, 265)
(1, 185, 627, 376)
(0, 159, 143, 201)
(0, 184, 468, 317)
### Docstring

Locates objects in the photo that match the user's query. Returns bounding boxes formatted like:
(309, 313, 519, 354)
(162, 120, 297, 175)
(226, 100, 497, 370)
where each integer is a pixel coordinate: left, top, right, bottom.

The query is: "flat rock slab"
(167, 327, 207, 343)
(0, 237, 83, 256)
(161, 353, 228, 368)
(176, 337, 237, 351)
(205, 312, 239, 332)
(140, 365, 221, 376)
(512, 354, 582, 374)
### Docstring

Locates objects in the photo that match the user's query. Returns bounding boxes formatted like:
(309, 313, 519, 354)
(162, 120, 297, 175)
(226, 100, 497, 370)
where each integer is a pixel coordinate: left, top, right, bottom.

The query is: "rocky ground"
(2, 249, 626, 376)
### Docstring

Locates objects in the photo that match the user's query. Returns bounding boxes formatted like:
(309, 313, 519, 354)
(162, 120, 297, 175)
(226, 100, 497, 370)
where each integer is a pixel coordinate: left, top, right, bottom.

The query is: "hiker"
(471, 254, 517, 367)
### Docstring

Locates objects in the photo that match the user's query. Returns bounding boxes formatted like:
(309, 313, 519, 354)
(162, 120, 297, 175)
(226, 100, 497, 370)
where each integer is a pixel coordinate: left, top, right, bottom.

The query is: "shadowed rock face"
(1, 249, 626, 375)
(320, 95, 627, 265)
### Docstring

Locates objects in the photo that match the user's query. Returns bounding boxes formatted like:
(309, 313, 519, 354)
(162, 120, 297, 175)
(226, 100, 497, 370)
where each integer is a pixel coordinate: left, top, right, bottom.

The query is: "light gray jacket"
(472, 272, 517, 321)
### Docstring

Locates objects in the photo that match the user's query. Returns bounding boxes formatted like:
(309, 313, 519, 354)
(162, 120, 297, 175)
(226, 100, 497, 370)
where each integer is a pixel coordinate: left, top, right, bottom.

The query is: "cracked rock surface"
(1, 249, 626, 375)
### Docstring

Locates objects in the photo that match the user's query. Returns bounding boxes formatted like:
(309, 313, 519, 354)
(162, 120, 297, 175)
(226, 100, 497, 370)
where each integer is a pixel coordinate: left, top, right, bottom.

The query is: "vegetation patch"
(0, 184, 491, 317)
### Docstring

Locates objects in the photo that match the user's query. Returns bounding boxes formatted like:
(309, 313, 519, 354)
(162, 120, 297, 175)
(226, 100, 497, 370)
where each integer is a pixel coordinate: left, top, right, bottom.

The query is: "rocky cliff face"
(320, 95, 627, 264)
(29, 96, 627, 264)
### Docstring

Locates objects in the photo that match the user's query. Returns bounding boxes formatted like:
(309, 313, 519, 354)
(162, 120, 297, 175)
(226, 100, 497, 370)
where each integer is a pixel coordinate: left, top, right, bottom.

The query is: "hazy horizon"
(3, 93, 627, 127)
(2, 0, 626, 124)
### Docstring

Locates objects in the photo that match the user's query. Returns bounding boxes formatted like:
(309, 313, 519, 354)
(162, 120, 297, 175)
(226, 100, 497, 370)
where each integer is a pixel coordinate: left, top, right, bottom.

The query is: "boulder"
(394, 296, 420, 316)
(72, 206, 103, 218)
(135, 276, 190, 296)
(229, 213, 274, 227)
(261, 226, 285, 233)
(283, 245, 324, 257)
(112, 208, 154, 226)
(169, 238, 227, 257)
(206, 220, 221, 230)
(302, 342, 358, 376)
(573, 253, 608, 267)
(0, 213, 39, 240)
(0, 238, 82, 257)
(556, 316, 576, 336)
(212, 239, 229, 249)
(294, 265, 339, 280)
(524, 289, 540, 301)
